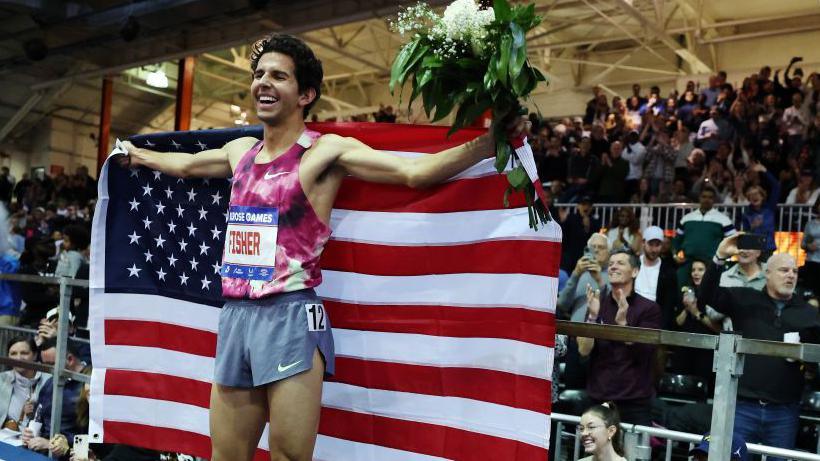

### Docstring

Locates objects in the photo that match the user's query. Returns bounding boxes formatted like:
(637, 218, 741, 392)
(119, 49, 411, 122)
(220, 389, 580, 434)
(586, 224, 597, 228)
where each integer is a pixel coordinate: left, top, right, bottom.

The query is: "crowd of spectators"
(548, 58, 820, 460)
(530, 57, 820, 209)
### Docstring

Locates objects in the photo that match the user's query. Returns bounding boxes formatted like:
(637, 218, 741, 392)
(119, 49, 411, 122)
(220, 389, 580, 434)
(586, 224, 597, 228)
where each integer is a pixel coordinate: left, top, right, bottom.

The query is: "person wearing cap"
(785, 169, 819, 205)
(634, 226, 679, 329)
(689, 433, 748, 460)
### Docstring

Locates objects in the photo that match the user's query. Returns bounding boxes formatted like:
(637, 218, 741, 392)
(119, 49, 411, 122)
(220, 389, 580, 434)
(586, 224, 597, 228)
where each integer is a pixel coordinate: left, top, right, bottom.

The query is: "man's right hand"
(585, 283, 601, 320)
(716, 233, 742, 260)
(573, 257, 590, 277)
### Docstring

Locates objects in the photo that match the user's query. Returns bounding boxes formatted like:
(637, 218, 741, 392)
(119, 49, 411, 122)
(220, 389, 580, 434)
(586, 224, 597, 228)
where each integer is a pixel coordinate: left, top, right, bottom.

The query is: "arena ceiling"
(0, 0, 818, 147)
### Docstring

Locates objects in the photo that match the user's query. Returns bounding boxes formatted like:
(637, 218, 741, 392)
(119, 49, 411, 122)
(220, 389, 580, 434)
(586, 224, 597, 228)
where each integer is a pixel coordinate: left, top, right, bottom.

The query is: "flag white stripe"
(98, 328, 551, 381)
(333, 329, 553, 380)
(322, 382, 549, 448)
(329, 208, 562, 245)
(99, 345, 215, 382)
(318, 271, 557, 312)
(98, 293, 220, 332)
(314, 435, 449, 461)
(379, 153, 506, 180)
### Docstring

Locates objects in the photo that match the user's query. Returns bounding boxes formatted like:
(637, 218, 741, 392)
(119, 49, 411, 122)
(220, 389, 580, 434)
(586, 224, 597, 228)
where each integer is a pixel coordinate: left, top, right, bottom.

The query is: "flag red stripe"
(325, 301, 556, 347)
(103, 421, 270, 461)
(311, 122, 486, 153)
(330, 357, 551, 414)
(104, 369, 212, 408)
(334, 175, 528, 212)
(105, 320, 217, 357)
(322, 239, 560, 277)
(318, 407, 548, 461)
(102, 358, 551, 414)
(104, 306, 555, 354)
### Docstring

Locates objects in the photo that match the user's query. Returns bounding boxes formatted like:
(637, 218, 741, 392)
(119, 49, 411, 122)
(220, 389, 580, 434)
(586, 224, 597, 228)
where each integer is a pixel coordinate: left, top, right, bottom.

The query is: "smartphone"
(737, 234, 764, 250)
(583, 246, 595, 261)
(74, 435, 89, 458)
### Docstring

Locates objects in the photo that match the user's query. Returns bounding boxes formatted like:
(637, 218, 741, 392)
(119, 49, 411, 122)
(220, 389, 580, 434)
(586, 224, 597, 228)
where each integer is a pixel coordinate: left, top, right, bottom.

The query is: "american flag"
(89, 123, 561, 460)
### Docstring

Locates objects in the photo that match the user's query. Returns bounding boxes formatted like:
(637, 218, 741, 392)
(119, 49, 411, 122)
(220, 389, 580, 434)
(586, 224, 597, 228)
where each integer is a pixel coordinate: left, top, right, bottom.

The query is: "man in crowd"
(635, 226, 679, 329)
(622, 130, 647, 198)
(700, 234, 820, 459)
(578, 250, 662, 426)
(22, 339, 88, 454)
(561, 139, 599, 203)
(593, 141, 629, 203)
(557, 233, 609, 322)
(785, 169, 819, 205)
(673, 186, 736, 285)
(559, 196, 601, 272)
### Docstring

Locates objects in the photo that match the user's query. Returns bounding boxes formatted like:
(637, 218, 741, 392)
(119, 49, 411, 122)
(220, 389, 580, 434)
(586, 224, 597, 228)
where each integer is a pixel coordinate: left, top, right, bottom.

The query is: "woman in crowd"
(605, 207, 642, 253)
(672, 260, 721, 388)
(801, 196, 820, 292)
(0, 336, 50, 431)
(578, 402, 626, 461)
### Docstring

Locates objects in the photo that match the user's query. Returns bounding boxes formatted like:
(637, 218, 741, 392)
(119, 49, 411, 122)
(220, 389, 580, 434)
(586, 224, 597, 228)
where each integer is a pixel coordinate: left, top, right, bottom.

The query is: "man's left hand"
(613, 288, 629, 325)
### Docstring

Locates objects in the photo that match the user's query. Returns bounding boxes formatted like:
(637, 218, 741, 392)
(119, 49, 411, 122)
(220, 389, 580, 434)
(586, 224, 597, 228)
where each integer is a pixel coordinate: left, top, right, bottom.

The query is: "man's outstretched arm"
(327, 132, 495, 188)
(120, 137, 257, 178)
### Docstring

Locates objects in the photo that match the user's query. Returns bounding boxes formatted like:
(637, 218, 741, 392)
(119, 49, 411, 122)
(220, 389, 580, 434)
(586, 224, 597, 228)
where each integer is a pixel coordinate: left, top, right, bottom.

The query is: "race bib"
(220, 205, 278, 281)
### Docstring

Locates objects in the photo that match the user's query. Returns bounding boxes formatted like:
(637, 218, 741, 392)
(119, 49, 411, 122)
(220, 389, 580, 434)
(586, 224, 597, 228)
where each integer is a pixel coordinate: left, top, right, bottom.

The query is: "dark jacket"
(586, 289, 663, 401)
(559, 212, 601, 272)
(654, 258, 680, 330)
(700, 261, 820, 404)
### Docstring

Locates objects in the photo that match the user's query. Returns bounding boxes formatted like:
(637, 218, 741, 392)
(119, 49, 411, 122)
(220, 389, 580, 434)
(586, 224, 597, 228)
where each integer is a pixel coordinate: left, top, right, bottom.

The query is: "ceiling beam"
(549, 56, 681, 76)
(301, 36, 389, 73)
(610, 0, 712, 73)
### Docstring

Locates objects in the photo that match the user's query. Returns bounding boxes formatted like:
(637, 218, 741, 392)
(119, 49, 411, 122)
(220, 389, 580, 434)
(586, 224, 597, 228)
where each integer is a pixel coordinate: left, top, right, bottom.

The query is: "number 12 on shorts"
(305, 303, 326, 331)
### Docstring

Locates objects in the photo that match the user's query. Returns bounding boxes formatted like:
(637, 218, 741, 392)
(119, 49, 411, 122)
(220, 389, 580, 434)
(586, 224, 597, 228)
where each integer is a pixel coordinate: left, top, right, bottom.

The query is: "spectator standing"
(800, 197, 820, 291)
(54, 224, 90, 279)
(561, 141, 599, 203)
(635, 226, 679, 329)
(672, 186, 736, 285)
(782, 93, 809, 157)
(594, 142, 629, 203)
(785, 169, 819, 204)
(741, 164, 780, 255)
(557, 234, 610, 322)
(644, 130, 677, 200)
(578, 250, 662, 425)
(622, 131, 647, 198)
(671, 260, 720, 384)
(696, 107, 721, 155)
(700, 234, 820, 459)
(559, 196, 601, 272)
(605, 207, 641, 254)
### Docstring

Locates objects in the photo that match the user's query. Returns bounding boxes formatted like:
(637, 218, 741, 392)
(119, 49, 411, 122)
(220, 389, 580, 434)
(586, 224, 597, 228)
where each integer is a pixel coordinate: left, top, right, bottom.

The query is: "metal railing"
(0, 273, 89, 457)
(555, 203, 815, 234)
(556, 320, 820, 460)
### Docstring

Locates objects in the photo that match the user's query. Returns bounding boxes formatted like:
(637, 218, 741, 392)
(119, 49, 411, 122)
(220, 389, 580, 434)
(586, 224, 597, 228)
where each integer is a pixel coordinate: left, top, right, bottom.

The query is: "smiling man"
(118, 34, 518, 461)
(700, 234, 820, 460)
(577, 250, 662, 426)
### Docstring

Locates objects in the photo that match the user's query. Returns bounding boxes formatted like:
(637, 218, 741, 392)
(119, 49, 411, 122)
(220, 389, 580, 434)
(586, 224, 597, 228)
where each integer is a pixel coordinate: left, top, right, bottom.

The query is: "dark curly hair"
(249, 34, 323, 118)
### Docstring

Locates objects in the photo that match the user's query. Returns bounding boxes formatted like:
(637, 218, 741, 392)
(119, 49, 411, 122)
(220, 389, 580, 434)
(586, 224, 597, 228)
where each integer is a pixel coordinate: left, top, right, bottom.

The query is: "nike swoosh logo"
(264, 171, 288, 180)
(277, 360, 302, 373)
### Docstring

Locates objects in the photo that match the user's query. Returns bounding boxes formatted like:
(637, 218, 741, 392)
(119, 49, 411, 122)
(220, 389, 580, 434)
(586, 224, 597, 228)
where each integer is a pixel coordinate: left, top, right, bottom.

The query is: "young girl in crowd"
(578, 402, 627, 461)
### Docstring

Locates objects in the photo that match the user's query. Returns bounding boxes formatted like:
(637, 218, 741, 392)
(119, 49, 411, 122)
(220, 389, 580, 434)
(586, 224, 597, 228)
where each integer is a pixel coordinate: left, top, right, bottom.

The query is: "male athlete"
(119, 34, 522, 461)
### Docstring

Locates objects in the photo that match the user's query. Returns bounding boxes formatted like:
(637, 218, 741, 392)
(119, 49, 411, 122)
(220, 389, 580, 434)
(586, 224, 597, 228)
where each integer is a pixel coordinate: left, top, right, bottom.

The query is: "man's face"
(699, 190, 715, 210)
(610, 142, 623, 158)
(608, 253, 638, 284)
(747, 187, 763, 207)
(766, 254, 798, 299)
(737, 249, 760, 265)
(251, 52, 314, 125)
(589, 236, 609, 266)
(643, 240, 662, 261)
(577, 202, 592, 216)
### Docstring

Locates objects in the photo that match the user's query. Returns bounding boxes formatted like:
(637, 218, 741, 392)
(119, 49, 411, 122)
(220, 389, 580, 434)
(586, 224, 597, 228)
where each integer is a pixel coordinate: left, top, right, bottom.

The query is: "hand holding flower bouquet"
(390, 0, 550, 228)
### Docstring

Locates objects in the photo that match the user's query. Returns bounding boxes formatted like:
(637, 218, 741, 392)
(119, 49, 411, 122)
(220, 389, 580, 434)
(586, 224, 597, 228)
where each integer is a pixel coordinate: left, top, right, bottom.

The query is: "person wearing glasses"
(700, 233, 820, 460)
(578, 401, 627, 461)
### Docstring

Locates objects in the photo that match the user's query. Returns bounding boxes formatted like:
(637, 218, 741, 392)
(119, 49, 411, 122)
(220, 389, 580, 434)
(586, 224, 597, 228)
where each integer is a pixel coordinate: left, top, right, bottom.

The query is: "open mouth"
(256, 94, 279, 110)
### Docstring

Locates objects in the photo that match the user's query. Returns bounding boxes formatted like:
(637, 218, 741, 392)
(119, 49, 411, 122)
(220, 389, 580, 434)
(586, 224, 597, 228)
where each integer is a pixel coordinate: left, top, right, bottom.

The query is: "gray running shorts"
(213, 289, 335, 388)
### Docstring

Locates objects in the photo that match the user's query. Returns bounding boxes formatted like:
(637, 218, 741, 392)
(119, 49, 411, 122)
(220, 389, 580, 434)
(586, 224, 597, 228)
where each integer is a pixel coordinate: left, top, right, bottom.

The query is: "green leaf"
(422, 81, 439, 118)
(497, 35, 512, 85)
(421, 55, 444, 68)
(389, 40, 419, 93)
(494, 0, 512, 21)
(507, 165, 529, 190)
(396, 43, 429, 88)
(432, 91, 456, 122)
(510, 22, 525, 48)
(512, 65, 530, 95)
(494, 139, 511, 173)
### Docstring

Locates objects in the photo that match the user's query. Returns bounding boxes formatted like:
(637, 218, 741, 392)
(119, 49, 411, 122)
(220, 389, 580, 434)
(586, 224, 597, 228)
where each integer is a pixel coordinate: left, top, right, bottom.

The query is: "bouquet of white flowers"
(390, 0, 550, 228)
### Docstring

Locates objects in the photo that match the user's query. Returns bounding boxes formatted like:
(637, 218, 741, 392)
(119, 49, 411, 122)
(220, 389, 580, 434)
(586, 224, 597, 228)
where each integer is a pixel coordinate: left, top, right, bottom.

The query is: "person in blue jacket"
(741, 163, 780, 257)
